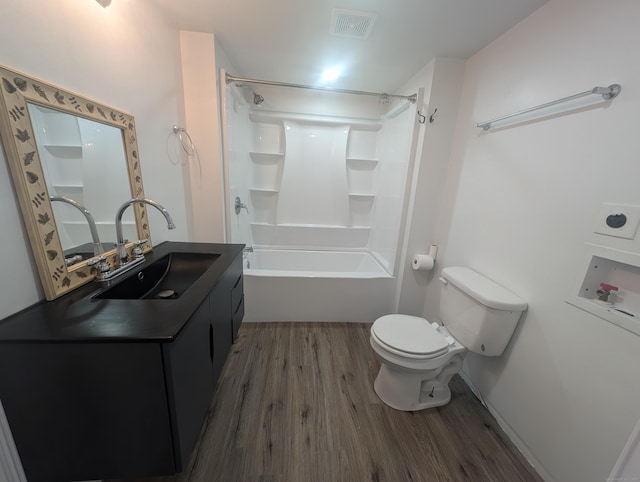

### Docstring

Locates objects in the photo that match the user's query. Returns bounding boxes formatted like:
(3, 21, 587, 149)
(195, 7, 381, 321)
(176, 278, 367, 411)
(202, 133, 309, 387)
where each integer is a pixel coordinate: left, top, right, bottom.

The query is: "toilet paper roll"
(412, 254, 434, 271)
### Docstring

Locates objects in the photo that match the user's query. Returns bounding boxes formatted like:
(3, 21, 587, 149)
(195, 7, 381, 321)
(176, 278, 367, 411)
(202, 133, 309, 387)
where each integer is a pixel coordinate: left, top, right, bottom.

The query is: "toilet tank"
(440, 267, 527, 356)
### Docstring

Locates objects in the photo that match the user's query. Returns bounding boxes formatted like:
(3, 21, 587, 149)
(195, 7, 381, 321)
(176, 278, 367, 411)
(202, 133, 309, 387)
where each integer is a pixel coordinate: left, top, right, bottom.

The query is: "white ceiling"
(153, 0, 548, 94)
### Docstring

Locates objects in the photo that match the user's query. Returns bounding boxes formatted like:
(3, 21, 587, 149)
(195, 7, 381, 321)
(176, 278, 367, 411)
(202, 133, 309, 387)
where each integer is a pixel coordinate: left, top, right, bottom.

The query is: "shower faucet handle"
(234, 196, 249, 215)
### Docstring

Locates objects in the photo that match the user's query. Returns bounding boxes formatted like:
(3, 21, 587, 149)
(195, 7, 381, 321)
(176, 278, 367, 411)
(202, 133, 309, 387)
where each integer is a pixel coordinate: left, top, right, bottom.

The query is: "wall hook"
(417, 111, 426, 124)
(429, 108, 438, 123)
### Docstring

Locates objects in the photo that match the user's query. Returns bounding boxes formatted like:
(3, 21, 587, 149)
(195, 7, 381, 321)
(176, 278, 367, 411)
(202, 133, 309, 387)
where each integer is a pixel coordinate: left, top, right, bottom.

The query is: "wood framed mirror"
(0, 65, 152, 300)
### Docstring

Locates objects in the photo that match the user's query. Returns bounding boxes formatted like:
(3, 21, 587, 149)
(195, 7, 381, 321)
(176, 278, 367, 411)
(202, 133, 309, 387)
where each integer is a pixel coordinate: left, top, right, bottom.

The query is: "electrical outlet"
(594, 203, 640, 239)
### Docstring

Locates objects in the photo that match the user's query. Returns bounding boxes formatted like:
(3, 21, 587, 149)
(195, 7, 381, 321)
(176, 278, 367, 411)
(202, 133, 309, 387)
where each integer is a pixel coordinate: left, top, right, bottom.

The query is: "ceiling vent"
(330, 9, 377, 39)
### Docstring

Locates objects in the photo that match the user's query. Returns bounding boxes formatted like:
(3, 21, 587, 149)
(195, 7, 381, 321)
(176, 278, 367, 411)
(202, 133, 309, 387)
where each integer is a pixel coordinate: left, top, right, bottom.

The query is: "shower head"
(236, 83, 265, 105)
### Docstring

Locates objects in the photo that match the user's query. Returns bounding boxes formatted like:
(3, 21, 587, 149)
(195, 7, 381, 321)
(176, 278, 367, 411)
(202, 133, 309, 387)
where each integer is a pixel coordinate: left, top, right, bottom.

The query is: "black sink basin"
(94, 252, 219, 300)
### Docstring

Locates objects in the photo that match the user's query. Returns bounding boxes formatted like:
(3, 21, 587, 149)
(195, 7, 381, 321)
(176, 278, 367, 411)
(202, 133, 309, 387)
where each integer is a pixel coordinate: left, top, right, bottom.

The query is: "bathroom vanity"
(0, 241, 244, 482)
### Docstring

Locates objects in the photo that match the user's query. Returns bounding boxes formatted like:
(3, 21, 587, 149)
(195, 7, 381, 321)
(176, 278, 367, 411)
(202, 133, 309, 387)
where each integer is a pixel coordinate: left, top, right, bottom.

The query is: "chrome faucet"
(243, 246, 253, 269)
(115, 198, 175, 265)
(50, 196, 104, 257)
(234, 196, 249, 215)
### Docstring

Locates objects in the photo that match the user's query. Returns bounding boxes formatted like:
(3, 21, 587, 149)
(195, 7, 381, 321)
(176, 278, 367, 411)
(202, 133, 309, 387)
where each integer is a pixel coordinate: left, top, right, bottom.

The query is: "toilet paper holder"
(412, 244, 438, 271)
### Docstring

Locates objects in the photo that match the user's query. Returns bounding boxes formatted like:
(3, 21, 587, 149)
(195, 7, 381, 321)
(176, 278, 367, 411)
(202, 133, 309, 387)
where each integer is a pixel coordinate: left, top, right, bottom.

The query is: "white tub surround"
(221, 77, 417, 322)
(243, 248, 394, 322)
(222, 83, 414, 262)
(245, 248, 390, 278)
(243, 112, 386, 254)
(278, 122, 350, 226)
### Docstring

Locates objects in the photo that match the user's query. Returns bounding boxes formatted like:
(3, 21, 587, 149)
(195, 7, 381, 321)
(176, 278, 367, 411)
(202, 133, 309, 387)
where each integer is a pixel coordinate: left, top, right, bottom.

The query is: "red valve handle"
(600, 283, 619, 291)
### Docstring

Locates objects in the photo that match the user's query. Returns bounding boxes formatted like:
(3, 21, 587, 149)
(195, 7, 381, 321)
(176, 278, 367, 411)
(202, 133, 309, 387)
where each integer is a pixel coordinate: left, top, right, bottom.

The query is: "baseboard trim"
(458, 371, 555, 482)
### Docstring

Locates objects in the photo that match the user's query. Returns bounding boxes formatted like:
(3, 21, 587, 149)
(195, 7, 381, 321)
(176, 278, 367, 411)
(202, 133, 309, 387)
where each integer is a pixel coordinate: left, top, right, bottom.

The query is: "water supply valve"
(596, 282, 618, 303)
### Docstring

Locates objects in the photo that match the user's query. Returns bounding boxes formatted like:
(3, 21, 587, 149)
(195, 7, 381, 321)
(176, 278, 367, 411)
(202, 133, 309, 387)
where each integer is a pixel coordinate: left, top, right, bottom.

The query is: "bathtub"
(243, 249, 396, 322)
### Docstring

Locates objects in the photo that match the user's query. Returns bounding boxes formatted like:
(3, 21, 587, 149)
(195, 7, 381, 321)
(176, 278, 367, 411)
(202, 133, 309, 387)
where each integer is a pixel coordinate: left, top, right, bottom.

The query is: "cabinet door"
(163, 296, 215, 471)
(210, 283, 232, 386)
(231, 268, 244, 342)
(0, 342, 173, 482)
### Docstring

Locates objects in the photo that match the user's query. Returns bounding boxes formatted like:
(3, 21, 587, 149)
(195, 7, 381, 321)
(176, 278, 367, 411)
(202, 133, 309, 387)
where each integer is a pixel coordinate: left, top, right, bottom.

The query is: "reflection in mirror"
(0, 64, 151, 300)
(28, 104, 137, 257)
(50, 195, 104, 267)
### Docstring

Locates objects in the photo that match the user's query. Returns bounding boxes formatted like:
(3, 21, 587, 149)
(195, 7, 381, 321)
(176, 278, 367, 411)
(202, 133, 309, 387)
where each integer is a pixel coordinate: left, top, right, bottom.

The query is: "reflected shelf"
(44, 144, 83, 158)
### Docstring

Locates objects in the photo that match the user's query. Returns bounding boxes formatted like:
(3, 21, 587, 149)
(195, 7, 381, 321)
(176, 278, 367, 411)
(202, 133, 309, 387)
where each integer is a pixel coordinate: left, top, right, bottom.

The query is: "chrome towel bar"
(476, 84, 621, 131)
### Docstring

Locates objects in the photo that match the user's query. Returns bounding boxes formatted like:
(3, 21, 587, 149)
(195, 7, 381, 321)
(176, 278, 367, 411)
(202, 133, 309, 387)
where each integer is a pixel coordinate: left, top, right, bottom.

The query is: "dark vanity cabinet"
(0, 242, 244, 482)
(164, 294, 216, 472)
(164, 250, 243, 470)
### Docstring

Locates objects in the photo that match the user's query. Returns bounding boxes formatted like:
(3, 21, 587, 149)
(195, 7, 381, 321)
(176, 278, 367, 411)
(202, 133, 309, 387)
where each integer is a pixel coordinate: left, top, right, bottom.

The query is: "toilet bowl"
(370, 267, 527, 411)
(370, 315, 466, 410)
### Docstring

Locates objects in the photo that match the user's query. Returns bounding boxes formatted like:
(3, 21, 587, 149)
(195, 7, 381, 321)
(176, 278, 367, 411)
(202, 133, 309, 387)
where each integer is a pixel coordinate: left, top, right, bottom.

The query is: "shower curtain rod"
(225, 73, 417, 104)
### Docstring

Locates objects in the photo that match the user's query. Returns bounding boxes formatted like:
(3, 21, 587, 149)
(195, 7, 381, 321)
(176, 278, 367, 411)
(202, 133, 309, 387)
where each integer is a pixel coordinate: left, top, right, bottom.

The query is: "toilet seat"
(371, 314, 449, 359)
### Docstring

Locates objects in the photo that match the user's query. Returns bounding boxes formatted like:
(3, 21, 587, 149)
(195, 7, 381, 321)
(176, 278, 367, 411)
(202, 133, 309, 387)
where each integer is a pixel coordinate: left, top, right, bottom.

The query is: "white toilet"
(370, 267, 527, 411)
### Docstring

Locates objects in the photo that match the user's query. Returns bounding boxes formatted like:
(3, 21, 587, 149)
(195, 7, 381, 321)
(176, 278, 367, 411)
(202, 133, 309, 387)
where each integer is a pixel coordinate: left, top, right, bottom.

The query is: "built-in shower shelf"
(250, 223, 372, 249)
(252, 223, 370, 229)
(250, 152, 284, 163)
(346, 158, 378, 166)
(348, 193, 375, 199)
(250, 188, 280, 193)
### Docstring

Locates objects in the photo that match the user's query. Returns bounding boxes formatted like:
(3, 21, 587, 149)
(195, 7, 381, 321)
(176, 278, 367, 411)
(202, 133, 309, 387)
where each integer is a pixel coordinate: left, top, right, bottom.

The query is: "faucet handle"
(596, 282, 619, 302)
(87, 256, 106, 266)
(600, 283, 619, 292)
(87, 256, 111, 274)
(133, 239, 149, 257)
(235, 196, 249, 215)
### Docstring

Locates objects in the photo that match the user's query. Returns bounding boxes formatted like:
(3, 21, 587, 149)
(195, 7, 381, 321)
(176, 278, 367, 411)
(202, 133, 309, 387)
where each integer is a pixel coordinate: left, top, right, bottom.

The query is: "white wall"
(395, 58, 466, 314)
(0, 0, 188, 318)
(180, 31, 226, 243)
(425, 1, 640, 480)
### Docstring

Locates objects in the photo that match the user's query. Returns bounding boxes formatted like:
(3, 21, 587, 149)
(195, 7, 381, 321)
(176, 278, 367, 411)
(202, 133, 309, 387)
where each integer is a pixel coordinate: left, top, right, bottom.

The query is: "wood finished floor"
(121, 322, 542, 482)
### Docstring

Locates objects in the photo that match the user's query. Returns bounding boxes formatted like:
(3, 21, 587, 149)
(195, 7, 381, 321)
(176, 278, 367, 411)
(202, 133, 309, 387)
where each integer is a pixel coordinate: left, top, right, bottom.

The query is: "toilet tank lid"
(441, 267, 528, 311)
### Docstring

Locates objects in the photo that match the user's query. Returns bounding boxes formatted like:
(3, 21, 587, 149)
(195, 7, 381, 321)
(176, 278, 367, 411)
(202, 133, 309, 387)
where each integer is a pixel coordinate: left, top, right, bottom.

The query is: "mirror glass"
(0, 65, 151, 300)
(27, 104, 137, 258)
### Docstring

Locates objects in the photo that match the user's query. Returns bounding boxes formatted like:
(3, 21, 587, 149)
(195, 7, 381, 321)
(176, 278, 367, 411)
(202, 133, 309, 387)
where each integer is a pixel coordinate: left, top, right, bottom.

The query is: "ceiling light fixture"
(321, 68, 341, 82)
(95, 0, 112, 8)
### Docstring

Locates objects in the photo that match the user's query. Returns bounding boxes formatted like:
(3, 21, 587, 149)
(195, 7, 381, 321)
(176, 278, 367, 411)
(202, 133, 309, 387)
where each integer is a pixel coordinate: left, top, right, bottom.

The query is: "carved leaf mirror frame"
(0, 65, 152, 300)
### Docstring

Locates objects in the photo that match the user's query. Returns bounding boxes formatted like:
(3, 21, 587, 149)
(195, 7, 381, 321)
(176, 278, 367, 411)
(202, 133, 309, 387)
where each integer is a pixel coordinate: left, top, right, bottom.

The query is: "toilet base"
(373, 354, 465, 411)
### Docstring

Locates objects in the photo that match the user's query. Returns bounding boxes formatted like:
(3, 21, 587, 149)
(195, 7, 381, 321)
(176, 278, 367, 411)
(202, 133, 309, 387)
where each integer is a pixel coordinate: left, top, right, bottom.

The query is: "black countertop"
(0, 242, 244, 343)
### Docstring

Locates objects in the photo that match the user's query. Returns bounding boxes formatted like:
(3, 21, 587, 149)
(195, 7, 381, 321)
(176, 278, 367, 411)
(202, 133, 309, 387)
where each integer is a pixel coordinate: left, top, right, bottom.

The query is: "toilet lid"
(372, 315, 449, 357)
